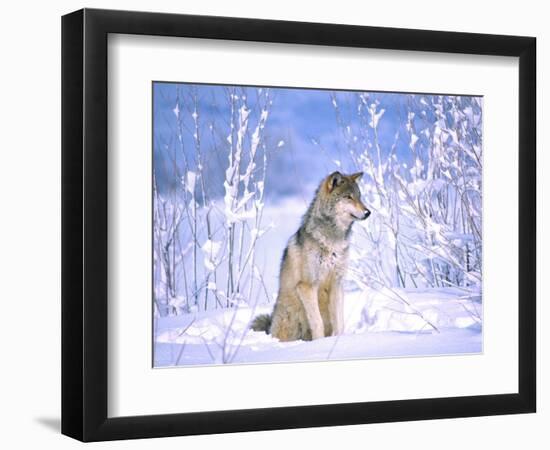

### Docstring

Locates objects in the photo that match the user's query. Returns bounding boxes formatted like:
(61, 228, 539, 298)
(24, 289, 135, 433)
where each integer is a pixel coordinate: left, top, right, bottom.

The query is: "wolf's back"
(251, 313, 272, 333)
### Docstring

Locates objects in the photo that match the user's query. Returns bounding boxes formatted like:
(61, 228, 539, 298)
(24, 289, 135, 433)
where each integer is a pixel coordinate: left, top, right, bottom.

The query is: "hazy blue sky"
(153, 82, 477, 200)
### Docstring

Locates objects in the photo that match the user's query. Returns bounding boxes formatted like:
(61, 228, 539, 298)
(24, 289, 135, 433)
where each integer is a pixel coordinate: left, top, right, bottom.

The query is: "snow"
(184, 171, 196, 193)
(154, 286, 482, 367)
(368, 107, 385, 129)
(172, 102, 180, 118)
(410, 133, 419, 149)
(153, 90, 484, 368)
(202, 239, 222, 272)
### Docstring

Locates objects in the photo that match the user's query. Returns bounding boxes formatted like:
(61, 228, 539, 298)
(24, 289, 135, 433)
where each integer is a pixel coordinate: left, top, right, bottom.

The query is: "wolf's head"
(323, 171, 371, 223)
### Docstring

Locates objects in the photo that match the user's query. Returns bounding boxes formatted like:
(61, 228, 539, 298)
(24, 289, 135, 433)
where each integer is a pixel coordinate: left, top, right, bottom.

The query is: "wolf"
(251, 171, 370, 341)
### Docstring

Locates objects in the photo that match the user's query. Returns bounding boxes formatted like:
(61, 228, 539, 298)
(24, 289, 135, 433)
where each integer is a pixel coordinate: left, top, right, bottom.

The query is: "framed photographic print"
(61, 8, 536, 441)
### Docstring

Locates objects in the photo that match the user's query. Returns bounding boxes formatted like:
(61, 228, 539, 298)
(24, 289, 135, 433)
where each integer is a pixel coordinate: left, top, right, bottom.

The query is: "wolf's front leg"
(328, 281, 344, 336)
(296, 282, 324, 340)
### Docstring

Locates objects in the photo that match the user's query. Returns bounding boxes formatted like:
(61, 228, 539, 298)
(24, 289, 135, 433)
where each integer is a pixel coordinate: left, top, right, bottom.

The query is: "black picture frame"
(61, 8, 536, 442)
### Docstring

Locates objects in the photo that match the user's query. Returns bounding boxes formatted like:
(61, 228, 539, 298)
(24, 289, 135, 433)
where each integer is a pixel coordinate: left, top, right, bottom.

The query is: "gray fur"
(251, 171, 370, 341)
(251, 314, 272, 333)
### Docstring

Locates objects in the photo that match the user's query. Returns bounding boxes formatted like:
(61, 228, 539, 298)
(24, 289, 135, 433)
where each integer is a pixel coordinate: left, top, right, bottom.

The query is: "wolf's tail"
(251, 314, 272, 334)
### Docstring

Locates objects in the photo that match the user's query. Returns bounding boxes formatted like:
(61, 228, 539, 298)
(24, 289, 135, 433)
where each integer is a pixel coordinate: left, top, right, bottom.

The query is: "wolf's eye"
(345, 194, 353, 200)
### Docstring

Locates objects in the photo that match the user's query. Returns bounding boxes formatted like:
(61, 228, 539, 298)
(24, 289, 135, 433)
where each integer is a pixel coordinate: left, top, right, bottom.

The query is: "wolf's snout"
(362, 209, 371, 220)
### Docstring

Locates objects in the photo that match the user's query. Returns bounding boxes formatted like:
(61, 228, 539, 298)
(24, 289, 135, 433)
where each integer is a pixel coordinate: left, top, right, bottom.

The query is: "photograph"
(152, 82, 483, 367)
(0, 0, 541, 446)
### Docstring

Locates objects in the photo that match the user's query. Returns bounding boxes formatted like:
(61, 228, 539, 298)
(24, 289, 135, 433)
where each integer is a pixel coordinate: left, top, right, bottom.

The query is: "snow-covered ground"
(153, 286, 482, 367)
(153, 198, 482, 367)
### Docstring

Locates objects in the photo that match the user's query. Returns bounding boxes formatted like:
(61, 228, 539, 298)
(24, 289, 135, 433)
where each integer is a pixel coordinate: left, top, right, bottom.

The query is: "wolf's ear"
(327, 171, 344, 192)
(350, 172, 364, 182)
